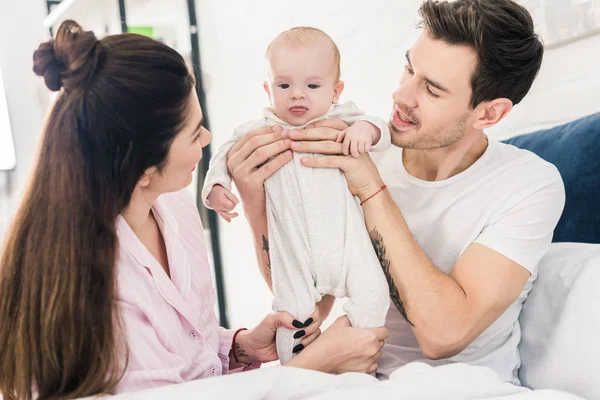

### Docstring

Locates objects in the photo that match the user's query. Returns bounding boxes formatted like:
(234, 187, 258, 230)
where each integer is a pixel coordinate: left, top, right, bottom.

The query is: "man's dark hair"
(419, 0, 544, 108)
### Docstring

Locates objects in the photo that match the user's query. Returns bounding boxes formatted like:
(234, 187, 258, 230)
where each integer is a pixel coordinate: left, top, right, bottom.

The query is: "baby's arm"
(201, 121, 262, 213)
(337, 121, 381, 157)
(330, 102, 391, 156)
(357, 116, 390, 152)
(207, 184, 239, 222)
(201, 138, 237, 211)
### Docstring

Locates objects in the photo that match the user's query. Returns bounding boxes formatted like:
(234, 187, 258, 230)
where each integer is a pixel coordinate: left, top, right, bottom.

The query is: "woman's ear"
(138, 167, 158, 188)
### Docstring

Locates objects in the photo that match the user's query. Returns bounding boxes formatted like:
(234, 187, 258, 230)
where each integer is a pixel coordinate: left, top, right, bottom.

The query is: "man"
(226, 0, 565, 384)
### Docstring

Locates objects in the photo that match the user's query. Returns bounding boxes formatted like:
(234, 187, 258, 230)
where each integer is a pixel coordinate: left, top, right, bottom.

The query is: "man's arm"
(360, 168, 564, 359)
(247, 208, 273, 288)
(363, 191, 531, 358)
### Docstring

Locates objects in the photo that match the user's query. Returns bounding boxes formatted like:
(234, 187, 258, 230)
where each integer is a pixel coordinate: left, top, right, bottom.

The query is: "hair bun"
(33, 20, 105, 92)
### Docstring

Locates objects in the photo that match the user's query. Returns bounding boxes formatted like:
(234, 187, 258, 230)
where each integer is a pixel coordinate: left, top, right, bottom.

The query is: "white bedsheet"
(109, 362, 583, 400)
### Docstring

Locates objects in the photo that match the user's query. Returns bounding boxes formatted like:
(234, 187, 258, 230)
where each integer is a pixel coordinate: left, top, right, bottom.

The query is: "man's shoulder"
(491, 140, 562, 185)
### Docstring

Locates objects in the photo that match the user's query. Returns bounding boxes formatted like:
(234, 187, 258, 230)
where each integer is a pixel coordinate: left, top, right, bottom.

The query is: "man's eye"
(426, 85, 439, 98)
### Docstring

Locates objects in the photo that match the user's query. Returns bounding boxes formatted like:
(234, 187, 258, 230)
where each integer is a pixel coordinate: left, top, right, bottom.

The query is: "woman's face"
(147, 90, 211, 194)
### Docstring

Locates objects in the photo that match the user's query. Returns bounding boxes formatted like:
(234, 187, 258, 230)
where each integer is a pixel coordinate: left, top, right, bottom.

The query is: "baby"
(202, 27, 390, 364)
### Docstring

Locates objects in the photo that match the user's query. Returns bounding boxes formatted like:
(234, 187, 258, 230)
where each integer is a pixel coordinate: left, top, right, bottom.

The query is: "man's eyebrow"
(405, 50, 451, 94)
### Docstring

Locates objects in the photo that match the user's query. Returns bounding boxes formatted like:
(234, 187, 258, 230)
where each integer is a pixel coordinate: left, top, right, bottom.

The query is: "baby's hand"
(336, 121, 381, 158)
(207, 185, 239, 222)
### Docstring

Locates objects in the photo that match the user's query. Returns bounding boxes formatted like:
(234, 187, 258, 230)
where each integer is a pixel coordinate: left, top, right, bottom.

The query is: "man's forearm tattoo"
(262, 235, 271, 269)
(369, 228, 414, 327)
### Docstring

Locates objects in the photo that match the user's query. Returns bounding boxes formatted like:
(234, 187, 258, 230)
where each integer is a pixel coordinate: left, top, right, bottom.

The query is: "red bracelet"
(231, 328, 248, 364)
(360, 184, 387, 206)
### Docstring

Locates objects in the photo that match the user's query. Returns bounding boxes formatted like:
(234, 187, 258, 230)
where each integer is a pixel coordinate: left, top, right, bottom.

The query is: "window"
(0, 64, 16, 171)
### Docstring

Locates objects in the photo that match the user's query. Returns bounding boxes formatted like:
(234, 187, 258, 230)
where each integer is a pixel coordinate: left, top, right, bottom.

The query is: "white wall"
(195, 0, 600, 330)
(0, 0, 49, 240)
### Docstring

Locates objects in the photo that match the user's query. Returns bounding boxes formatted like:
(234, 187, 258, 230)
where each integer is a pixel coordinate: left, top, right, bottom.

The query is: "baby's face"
(264, 41, 343, 126)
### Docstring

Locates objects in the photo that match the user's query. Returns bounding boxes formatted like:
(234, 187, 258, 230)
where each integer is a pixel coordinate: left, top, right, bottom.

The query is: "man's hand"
(227, 125, 292, 215)
(286, 119, 385, 202)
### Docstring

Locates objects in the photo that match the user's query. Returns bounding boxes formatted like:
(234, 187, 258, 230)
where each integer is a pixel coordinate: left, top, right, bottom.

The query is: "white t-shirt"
(374, 138, 565, 384)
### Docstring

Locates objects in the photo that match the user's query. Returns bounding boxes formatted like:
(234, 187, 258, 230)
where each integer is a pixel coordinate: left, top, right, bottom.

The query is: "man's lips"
(391, 107, 417, 130)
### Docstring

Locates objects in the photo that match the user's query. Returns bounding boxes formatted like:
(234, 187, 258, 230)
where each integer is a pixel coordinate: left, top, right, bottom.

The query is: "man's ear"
(472, 98, 513, 130)
(332, 80, 345, 104)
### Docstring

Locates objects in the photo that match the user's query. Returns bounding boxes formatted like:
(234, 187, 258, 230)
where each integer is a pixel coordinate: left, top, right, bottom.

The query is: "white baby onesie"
(202, 101, 391, 364)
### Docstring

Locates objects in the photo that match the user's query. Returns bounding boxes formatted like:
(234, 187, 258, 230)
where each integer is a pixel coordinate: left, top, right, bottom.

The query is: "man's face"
(389, 31, 478, 149)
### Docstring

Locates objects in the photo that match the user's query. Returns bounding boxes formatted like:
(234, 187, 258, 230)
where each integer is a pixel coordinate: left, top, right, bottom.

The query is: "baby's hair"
(266, 26, 341, 82)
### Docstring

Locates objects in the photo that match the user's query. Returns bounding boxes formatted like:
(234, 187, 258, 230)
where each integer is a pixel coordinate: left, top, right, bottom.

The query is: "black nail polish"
(292, 320, 304, 329)
(293, 330, 306, 339)
(303, 318, 313, 327)
(293, 343, 304, 353)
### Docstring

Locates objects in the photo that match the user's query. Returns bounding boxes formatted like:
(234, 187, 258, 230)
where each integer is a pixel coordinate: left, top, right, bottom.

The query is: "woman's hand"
(227, 125, 293, 217)
(234, 312, 320, 364)
(286, 315, 389, 374)
(288, 119, 385, 202)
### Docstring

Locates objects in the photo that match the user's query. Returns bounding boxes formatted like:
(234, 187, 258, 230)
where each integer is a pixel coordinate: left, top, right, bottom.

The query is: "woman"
(0, 20, 387, 400)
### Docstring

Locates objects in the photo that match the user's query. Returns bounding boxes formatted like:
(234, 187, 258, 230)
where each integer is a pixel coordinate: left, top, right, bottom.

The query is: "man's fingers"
(243, 139, 291, 172)
(288, 126, 340, 142)
(227, 127, 287, 174)
(229, 125, 282, 155)
(291, 140, 343, 155)
(300, 155, 350, 170)
(254, 149, 293, 183)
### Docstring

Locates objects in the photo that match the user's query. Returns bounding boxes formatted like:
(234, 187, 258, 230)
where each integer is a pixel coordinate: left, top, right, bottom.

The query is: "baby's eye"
(308, 84, 319, 89)
(279, 84, 290, 89)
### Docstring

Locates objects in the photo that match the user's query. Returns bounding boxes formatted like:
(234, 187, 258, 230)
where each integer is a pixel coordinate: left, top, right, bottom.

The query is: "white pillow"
(518, 242, 600, 399)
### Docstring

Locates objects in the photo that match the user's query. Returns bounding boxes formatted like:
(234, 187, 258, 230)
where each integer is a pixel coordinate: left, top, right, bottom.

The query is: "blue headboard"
(503, 113, 600, 244)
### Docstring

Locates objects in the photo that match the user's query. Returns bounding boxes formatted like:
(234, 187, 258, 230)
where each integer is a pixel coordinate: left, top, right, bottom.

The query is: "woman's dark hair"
(0, 20, 194, 399)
